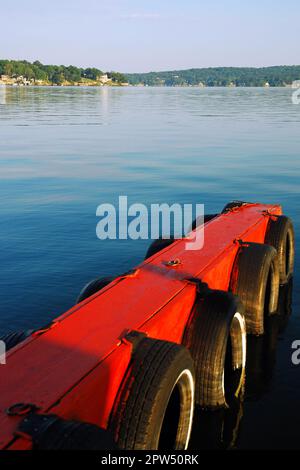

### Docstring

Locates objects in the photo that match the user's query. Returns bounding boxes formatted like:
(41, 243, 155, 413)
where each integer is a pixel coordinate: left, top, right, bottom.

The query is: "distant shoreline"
(1, 60, 300, 87)
(126, 66, 300, 87)
(0, 82, 129, 88)
(0, 83, 295, 88)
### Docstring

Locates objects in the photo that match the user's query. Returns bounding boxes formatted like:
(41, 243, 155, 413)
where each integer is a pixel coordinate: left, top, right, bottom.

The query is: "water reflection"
(189, 395, 244, 450)
(0, 85, 7, 105)
(0, 86, 123, 126)
(245, 279, 293, 400)
(189, 279, 293, 450)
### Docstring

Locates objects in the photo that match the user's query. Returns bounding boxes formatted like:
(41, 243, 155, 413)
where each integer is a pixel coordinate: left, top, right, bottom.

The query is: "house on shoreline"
(99, 74, 111, 84)
(0, 74, 32, 86)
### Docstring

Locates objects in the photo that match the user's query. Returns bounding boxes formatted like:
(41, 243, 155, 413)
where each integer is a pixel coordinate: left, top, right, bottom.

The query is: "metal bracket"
(121, 330, 147, 353)
(234, 239, 263, 248)
(234, 238, 251, 247)
(118, 268, 139, 279)
(165, 259, 181, 267)
(185, 277, 211, 297)
(223, 201, 254, 213)
(262, 210, 280, 218)
(32, 321, 59, 337)
(6, 402, 40, 417)
(16, 414, 57, 443)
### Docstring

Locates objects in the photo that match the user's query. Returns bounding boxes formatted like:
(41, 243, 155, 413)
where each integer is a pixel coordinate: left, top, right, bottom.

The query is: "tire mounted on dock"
(77, 276, 115, 303)
(264, 215, 295, 285)
(182, 290, 246, 409)
(230, 243, 280, 335)
(109, 337, 195, 450)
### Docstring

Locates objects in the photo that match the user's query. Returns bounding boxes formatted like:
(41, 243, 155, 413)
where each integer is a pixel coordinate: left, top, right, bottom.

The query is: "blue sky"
(2, 0, 299, 72)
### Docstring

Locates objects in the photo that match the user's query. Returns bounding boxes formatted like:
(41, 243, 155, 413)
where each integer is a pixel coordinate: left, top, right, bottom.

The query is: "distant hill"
(125, 66, 300, 87)
(1, 61, 300, 87)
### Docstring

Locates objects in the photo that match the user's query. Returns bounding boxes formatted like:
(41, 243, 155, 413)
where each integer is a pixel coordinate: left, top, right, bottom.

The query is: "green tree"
(107, 71, 127, 83)
(84, 68, 102, 80)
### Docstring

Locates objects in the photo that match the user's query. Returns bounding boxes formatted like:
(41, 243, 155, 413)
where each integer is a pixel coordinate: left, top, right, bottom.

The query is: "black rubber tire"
(0, 330, 34, 351)
(77, 276, 115, 303)
(230, 243, 280, 335)
(144, 238, 175, 260)
(222, 201, 252, 213)
(18, 414, 117, 450)
(189, 213, 219, 231)
(109, 338, 195, 450)
(264, 215, 295, 284)
(182, 291, 246, 409)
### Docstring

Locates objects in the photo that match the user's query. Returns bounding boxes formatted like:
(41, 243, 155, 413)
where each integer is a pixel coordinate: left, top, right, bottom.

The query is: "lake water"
(0, 86, 299, 449)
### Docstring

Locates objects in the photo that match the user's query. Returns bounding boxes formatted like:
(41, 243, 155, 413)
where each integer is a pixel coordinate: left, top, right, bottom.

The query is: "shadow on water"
(189, 279, 293, 450)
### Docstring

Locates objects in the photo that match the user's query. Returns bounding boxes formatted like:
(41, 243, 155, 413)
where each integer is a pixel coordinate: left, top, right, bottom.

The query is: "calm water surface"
(0, 86, 299, 449)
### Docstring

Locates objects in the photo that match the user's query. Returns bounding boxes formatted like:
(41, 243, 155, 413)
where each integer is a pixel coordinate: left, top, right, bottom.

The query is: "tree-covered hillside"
(0, 60, 127, 85)
(1, 61, 300, 87)
(125, 66, 300, 86)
